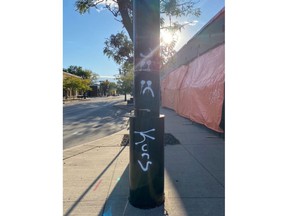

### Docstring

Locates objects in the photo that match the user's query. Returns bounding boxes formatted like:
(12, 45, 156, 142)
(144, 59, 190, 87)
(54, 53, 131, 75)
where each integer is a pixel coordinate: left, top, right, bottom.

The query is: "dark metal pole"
(129, 0, 165, 209)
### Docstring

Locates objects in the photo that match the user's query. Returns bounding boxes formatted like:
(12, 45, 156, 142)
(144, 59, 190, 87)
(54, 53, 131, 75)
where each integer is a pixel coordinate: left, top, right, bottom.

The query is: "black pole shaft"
(133, 0, 161, 117)
(129, 0, 165, 209)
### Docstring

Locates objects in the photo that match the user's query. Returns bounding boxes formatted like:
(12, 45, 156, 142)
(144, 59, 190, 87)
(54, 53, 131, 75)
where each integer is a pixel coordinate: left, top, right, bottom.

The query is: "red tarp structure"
(161, 44, 225, 132)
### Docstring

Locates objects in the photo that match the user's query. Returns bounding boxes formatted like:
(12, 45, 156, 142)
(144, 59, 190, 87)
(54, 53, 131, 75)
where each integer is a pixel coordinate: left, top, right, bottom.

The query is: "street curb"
(63, 129, 129, 160)
(113, 101, 134, 112)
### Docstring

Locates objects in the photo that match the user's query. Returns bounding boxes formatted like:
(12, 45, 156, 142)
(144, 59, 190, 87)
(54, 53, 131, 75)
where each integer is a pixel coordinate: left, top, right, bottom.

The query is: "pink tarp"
(161, 65, 188, 111)
(161, 44, 225, 132)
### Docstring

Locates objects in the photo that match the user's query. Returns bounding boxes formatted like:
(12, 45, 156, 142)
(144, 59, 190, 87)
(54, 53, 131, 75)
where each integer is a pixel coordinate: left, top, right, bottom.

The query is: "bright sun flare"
(161, 30, 175, 44)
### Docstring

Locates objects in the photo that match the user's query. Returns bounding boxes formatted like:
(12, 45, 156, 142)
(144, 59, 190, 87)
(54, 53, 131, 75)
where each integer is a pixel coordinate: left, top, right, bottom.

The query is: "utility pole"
(129, 0, 165, 209)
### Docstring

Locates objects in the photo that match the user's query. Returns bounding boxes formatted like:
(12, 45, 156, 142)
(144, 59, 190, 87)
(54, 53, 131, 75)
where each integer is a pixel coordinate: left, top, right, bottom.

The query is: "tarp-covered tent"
(161, 44, 224, 132)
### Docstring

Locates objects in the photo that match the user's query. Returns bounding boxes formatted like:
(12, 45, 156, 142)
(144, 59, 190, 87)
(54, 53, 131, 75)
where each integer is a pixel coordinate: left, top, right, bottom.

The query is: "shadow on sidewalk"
(98, 165, 130, 216)
(97, 149, 224, 215)
(64, 146, 127, 216)
(98, 165, 167, 216)
(64, 107, 224, 215)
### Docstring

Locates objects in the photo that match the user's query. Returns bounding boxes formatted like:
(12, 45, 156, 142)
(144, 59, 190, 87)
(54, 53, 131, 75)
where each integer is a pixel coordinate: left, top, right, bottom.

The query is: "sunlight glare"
(161, 30, 176, 44)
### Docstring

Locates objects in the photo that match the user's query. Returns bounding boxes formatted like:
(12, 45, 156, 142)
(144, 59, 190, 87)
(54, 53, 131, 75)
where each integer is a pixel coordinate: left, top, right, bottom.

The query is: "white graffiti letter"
(137, 160, 152, 172)
(141, 144, 148, 152)
(134, 128, 155, 145)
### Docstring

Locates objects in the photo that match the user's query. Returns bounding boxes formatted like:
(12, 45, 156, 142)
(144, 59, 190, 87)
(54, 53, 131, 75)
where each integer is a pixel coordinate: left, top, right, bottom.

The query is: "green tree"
(79, 79, 92, 98)
(100, 79, 110, 96)
(63, 76, 81, 99)
(103, 31, 133, 67)
(63, 76, 92, 99)
(116, 63, 134, 101)
(108, 82, 118, 95)
(76, 0, 133, 39)
(75, 0, 200, 42)
(64, 65, 99, 83)
(75, 0, 201, 100)
(75, 0, 201, 64)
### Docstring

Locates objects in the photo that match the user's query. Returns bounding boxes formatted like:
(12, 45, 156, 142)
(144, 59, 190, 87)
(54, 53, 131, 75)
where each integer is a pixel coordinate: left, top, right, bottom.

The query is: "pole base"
(129, 114, 165, 209)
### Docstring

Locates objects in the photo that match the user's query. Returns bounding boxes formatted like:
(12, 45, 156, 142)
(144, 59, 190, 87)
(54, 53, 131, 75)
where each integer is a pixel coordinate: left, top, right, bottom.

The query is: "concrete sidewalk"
(63, 107, 224, 216)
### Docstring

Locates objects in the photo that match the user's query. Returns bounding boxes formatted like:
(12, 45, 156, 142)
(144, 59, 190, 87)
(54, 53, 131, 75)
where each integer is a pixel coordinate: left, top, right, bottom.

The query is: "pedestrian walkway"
(63, 106, 224, 216)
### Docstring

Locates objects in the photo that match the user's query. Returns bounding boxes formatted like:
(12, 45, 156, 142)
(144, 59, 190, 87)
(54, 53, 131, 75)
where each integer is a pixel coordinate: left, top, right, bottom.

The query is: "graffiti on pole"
(134, 128, 156, 172)
(140, 80, 155, 98)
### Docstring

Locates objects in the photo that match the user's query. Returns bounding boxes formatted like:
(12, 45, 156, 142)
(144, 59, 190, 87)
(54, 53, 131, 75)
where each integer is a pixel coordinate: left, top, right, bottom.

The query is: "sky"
(63, 0, 225, 81)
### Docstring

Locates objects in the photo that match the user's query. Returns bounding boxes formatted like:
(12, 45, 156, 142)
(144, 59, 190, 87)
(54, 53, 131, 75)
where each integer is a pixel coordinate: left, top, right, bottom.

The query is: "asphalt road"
(63, 96, 131, 149)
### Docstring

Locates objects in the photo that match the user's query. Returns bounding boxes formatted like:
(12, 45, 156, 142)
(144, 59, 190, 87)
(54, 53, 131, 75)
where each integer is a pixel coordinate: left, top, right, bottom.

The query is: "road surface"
(63, 96, 131, 149)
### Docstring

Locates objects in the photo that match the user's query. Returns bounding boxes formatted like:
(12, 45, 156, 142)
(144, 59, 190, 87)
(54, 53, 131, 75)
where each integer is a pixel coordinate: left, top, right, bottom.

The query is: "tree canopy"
(116, 65, 133, 100)
(75, 0, 201, 42)
(103, 31, 133, 67)
(74, 0, 201, 95)
(99, 79, 110, 96)
(63, 76, 92, 98)
(63, 65, 99, 85)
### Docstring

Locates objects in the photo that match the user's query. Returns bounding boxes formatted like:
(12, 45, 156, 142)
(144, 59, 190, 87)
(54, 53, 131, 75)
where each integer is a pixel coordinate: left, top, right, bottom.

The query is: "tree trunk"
(124, 92, 127, 101)
(118, 0, 133, 41)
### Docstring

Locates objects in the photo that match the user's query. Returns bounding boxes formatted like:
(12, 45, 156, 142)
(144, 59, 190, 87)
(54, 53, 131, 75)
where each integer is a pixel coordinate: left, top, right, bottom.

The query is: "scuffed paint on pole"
(129, 0, 165, 209)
